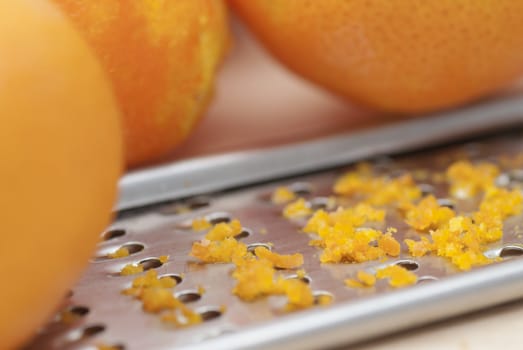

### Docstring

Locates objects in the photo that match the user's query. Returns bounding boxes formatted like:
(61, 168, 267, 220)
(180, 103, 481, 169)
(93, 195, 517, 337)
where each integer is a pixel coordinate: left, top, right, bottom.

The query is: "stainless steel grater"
(25, 95, 523, 350)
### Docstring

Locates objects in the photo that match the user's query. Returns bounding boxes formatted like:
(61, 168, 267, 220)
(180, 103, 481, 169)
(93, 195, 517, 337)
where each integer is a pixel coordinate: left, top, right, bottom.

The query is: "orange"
(0, 0, 122, 348)
(53, 0, 230, 167)
(230, 0, 523, 113)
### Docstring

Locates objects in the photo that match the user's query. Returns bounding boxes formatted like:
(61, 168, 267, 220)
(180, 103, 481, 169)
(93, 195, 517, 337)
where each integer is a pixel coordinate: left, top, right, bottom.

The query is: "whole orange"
(230, 0, 523, 113)
(52, 0, 230, 167)
(0, 0, 122, 348)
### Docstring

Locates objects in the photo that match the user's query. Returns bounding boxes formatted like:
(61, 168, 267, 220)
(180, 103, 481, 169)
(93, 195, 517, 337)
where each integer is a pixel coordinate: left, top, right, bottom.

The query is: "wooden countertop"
(353, 299, 523, 350)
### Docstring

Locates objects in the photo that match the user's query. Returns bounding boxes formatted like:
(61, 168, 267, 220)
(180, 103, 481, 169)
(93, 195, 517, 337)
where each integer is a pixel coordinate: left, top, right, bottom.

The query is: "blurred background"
(171, 18, 523, 162)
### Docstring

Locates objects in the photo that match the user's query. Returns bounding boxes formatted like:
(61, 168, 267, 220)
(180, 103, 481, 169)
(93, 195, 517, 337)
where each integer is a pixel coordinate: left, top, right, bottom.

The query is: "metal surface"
(118, 94, 523, 211)
(27, 127, 523, 350)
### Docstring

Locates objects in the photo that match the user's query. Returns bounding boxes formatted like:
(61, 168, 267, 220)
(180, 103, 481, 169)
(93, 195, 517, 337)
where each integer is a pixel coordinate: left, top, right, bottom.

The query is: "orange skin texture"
(0, 1, 122, 348)
(53, 0, 230, 167)
(230, 0, 523, 114)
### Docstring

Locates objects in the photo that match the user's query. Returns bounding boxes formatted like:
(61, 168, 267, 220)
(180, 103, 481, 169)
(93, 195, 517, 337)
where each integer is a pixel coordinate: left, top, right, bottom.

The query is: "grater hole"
(418, 184, 435, 196)
(176, 290, 201, 303)
(313, 291, 334, 305)
(417, 276, 438, 284)
(80, 324, 105, 339)
(234, 228, 251, 240)
(199, 308, 223, 322)
(120, 243, 145, 255)
(186, 196, 211, 210)
(139, 258, 164, 271)
(437, 198, 456, 210)
(68, 306, 89, 317)
(394, 260, 419, 271)
(308, 197, 332, 211)
(289, 182, 312, 196)
(160, 197, 211, 216)
(95, 242, 145, 261)
(101, 345, 125, 350)
(102, 229, 126, 241)
(247, 243, 273, 254)
(499, 245, 523, 258)
(58, 305, 90, 325)
(206, 212, 232, 225)
(160, 274, 183, 285)
(285, 274, 312, 284)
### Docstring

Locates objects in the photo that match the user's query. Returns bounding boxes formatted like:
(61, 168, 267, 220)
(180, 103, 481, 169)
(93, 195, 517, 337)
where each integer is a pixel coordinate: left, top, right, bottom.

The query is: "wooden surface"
(168, 20, 523, 349)
(353, 299, 523, 350)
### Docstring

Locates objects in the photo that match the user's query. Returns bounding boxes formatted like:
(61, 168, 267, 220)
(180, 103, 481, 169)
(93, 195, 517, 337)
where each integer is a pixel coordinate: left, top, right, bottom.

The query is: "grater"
(25, 94, 523, 350)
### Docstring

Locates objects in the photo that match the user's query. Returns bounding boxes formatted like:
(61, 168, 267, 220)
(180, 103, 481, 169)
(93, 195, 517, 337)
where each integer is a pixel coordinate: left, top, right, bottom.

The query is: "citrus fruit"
(230, 0, 523, 113)
(0, 0, 122, 348)
(53, 0, 230, 167)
